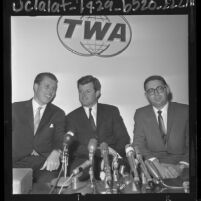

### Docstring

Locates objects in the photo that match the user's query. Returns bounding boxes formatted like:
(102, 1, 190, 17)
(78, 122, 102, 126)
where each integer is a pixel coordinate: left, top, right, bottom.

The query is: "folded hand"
(40, 150, 61, 171)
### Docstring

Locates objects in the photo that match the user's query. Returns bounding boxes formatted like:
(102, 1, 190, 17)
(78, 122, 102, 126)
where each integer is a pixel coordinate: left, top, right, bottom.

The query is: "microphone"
(100, 142, 112, 189)
(144, 160, 162, 183)
(125, 144, 140, 184)
(87, 138, 98, 193)
(50, 131, 75, 188)
(63, 131, 74, 148)
(72, 160, 92, 176)
(88, 138, 98, 162)
(134, 146, 154, 188)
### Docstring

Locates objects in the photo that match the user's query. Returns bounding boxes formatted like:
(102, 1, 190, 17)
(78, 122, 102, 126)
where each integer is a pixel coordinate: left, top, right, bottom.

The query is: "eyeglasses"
(146, 86, 166, 96)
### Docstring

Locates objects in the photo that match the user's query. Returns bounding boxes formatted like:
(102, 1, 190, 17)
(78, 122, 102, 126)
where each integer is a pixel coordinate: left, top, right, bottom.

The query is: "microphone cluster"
(100, 142, 113, 193)
(56, 135, 188, 194)
(125, 144, 156, 191)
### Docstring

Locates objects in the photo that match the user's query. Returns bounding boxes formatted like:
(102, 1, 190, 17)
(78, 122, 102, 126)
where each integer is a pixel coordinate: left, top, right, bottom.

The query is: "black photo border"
(4, 0, 197, 201)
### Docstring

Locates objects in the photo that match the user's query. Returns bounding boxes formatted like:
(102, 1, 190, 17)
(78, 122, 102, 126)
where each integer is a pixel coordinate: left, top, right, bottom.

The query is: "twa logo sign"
(57, 16, 132, 57)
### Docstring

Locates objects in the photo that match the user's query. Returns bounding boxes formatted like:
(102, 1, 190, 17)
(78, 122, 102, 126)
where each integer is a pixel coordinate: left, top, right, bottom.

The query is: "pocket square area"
(49, 124, 54, 128)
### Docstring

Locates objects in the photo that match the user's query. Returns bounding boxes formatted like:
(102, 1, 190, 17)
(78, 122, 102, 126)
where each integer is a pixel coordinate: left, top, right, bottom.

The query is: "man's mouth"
(154, 96, 162, 102)
(45, 95, 52, 99)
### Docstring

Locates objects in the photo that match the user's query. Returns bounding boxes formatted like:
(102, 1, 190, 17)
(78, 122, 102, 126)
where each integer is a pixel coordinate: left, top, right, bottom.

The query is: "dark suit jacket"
(133, 102, 189, 164)
(12, 99, 66, 164)
(66, 103, 130, 161)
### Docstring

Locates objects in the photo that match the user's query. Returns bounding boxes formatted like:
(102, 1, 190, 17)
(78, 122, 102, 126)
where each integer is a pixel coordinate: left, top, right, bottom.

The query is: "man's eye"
(148, 89, 154, 93)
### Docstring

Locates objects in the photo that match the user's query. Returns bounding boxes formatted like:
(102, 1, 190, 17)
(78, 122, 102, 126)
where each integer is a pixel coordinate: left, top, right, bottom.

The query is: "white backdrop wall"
(11, 15, 188, 142)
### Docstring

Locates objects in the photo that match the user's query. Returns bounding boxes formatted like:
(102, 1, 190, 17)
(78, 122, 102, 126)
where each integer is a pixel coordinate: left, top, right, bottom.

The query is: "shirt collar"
(32, 98, 47, 111)
(153, 102, 169, 114)
(83, 103, 97, 116)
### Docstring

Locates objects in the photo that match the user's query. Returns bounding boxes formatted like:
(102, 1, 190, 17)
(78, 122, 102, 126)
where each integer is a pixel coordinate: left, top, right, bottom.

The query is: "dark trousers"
(13, 155, 59, 184)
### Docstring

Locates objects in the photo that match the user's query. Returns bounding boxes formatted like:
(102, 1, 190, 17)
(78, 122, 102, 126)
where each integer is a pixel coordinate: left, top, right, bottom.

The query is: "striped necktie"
(34, 106, 42, 134)
(157, 110, 166, 144)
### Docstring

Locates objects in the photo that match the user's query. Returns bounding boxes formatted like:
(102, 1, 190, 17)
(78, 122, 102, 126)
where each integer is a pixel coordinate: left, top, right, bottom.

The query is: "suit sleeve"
(12, 103, 18, 162)
(52, 109, 66, 150)
(111, 107, 130, 157)
(181, 111, 189, 163)
(132, 109, 155, 160)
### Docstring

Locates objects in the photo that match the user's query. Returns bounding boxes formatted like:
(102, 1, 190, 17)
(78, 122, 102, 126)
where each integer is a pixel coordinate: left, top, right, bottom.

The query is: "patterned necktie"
(157, 110, 166, 144)
(34, 106, 42, 134)
(89, 108, 96, 131)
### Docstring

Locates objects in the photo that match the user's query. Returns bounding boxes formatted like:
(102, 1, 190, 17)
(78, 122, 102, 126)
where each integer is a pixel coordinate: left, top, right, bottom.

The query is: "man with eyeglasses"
(132, 75, 189, 181)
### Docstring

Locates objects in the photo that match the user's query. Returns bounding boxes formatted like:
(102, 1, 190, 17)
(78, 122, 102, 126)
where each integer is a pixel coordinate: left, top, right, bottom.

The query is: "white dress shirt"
(32, 98, 46, 120)
(153, 102, 168, 134)
(83, 103, 97, 126)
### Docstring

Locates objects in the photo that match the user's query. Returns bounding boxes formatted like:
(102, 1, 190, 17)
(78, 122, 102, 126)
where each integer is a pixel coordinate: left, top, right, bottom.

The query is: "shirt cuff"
(53, 149, 62, 156)
(148, 157, 157, 162)
(179, 161, 189, 167)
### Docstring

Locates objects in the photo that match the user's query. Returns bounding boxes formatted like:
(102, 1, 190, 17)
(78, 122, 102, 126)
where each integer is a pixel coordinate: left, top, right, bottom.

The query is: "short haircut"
(144, 75, 167, 91)
(77, 75, 101, 92)
(34, 72, 58, 85)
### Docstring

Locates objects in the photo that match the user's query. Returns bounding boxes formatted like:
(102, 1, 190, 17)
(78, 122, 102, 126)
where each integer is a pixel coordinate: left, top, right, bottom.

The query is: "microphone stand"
(112, 156, 120, 194)
(62, 145, 68, 179)
(129, 159, 141, 193)
(89, 153, 96, 194)
(103, 162, 112, 194)
(89, 166, 96, 194)
(52, 144, 70, 187)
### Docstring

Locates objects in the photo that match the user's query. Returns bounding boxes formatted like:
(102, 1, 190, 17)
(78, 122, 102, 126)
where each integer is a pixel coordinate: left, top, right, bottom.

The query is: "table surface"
(31, 176, 189, 194)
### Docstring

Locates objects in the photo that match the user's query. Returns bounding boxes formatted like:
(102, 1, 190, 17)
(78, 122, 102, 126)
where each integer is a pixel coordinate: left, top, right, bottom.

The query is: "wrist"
(152, 158, 160, 165)
(179, 164, 187, 170)
(53, 149, 62, 156)
(179, 161, 189, 168)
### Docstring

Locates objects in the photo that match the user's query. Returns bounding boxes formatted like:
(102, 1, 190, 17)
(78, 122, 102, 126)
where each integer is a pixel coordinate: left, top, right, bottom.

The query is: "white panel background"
(11, 15, 188, 142)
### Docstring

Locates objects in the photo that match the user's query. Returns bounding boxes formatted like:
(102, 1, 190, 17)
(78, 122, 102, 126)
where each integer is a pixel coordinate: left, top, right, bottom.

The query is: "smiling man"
(12, 72, 65, 184)
(133, 75, 189, 181)
(65, 75, 130, 181)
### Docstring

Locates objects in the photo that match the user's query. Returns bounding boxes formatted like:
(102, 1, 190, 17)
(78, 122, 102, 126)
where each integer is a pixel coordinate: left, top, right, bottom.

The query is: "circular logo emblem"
(57, 16, 132, 57)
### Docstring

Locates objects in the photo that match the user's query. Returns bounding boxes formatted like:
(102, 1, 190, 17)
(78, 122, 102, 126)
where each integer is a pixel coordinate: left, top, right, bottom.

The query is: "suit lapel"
(167, 102, 175, 138)
(147, 106, 166, 146)
(80, 107, 90, 123)
(96, 104, 105, 131)
(147, 106, 160, 133)
(36, 103, 53, 134)
(25, 100, 34, 134)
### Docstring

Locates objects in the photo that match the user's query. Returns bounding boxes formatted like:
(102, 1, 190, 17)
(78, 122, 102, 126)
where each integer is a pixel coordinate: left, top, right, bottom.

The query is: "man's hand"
(152, 159, 178, 179)
(31, 150, 39, 156)
(160, 163, 181, 178)
(40, 150, 61, 171)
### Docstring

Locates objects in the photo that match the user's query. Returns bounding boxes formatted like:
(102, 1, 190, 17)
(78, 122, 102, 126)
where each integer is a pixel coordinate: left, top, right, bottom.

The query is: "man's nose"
(47, 88, 55, 95)
(154, 88, 160, 95)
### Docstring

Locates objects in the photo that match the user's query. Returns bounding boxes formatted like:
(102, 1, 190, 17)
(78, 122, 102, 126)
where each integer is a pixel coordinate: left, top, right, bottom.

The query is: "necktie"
(89, 108, 96, 131)
(157, 110, 166, 144)
(34, 106, 42, 134)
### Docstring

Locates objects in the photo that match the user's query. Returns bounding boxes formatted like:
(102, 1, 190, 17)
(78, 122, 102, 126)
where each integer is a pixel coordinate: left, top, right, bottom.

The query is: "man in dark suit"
(12, 72, 65, 183)
(133, 75, 189, 180)
(66, 75, 130, 180)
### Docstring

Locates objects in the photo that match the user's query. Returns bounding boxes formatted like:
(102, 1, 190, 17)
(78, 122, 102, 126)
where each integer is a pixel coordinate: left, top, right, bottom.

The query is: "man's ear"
(144, 92, 149, 100)
(165, 85, 170, 94)
(95, 90, 101, 99)
(33, 83, 39, 93)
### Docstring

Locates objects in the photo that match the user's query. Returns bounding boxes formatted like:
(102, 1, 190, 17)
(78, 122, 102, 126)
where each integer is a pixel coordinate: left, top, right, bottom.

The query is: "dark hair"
(144, 75, 167, 91)
(77, 75, 101, 92)
(34, 72, 58, 85)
